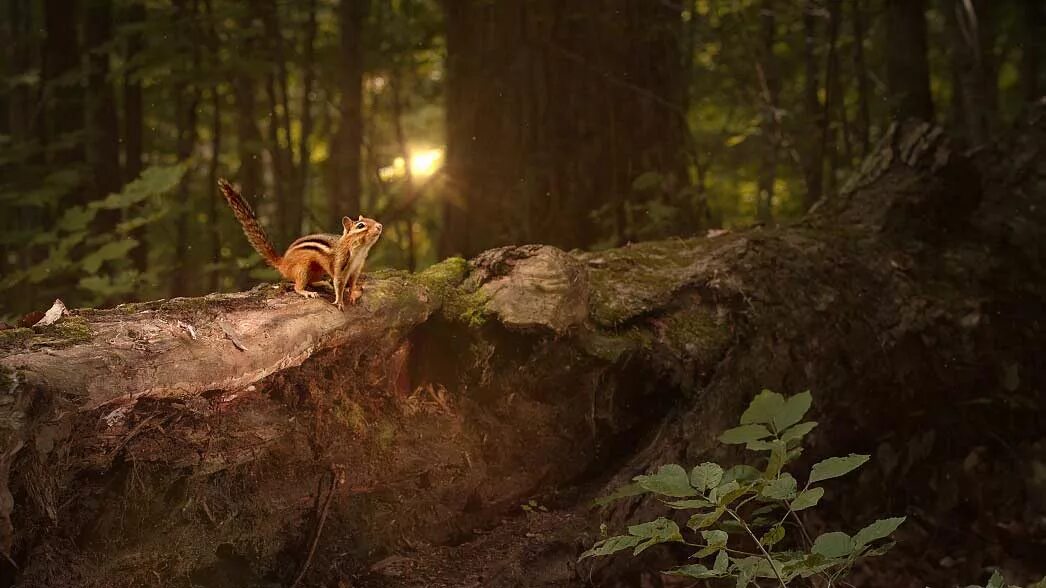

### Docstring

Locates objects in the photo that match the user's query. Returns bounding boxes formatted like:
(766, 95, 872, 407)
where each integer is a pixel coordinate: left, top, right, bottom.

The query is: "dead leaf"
(33, 299, 67, 327)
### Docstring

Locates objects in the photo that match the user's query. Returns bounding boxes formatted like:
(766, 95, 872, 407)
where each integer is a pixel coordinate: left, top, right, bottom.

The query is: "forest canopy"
(0, 0, 1042, 318)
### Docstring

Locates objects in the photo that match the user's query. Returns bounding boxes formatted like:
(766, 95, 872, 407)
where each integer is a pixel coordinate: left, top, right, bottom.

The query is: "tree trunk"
(295, 0, 317, 233)
(851, 0, 871, 156)
(801, 2, 825, 209)
(823, 0, 844, 198)
(328, 0, 367, 228)
(171, 0, 201, 297)
(945, 0, 998, 145)
(41, 0, 83, 168)
(231, 29, 264, 290)
(123, 2, 148, 273)
(85, 0, 122, 202)
(884, 0, 934, 121)
(1021, 0, 1043, 102)
(3, 109, 1046, 587)
(440, 0, 688, 257)
(756, 1, 778, 223)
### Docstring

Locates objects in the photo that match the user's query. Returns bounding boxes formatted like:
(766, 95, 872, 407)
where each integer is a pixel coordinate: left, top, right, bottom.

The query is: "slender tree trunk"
(823, 0, 843, 198)
(296, 0, 317, 233)
(205, 0, 222, 292)
(207, 87, 223, 291)
(391, 71, 417, 272)
(171, 0, 201, 297)
(756, 1, 778, 223)
(328, 0, 367, 228)
(232, 58, 264, 289)
(85, 0, 122, 205)
(884, 0, 934, 121)
(851, 0, 871, 156)
(124, 2, 147, 273)
(258, 0, 296, 244)
(945, 0, 997, 144)
(1021, 0, 1043, 102)
(6, 0, 33, 148)
(801, 3, 825, 209)
(42, 0, 83, 168)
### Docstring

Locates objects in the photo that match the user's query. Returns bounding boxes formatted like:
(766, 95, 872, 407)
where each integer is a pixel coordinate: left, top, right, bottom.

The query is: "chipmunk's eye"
(355, 222, 366, 230)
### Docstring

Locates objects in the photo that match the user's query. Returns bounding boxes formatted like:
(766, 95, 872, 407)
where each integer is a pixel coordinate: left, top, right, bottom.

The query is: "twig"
(291, 465, 341, 588)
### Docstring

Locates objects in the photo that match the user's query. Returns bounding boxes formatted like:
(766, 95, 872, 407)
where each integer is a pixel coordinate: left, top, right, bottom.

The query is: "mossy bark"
(2, 108, 1045, 587)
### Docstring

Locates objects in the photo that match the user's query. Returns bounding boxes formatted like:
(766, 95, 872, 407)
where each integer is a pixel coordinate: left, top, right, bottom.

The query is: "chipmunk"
(218, 179, 383, 310)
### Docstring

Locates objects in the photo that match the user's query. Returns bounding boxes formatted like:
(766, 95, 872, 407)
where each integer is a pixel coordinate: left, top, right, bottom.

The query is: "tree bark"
(440, 0, 688, 256)
(756, 1, 778, 223)
(944, 0, 998, 145)
(801, 2, 825, 210)
(1021, 0, 1043, 102)
(171, 0, 201, 297)
(851, 0, 871, 156)
(41, 0, 83, 168)
(3, 111, 1046, 587)
(884, 0, 934, 122)
(85, 0, 122, 202)
(328, 0, 368, 228)
(123, 2, 148, 273)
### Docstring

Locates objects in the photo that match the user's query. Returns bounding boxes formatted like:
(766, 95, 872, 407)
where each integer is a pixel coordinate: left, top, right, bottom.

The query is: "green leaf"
(789, 487, 824, 511)
(773, 391, 812, 431)
(766, 441, 788, 478)
(81, 239, 140, 274)
(713, 549, 729, 573)
(852, 516, 905, 548)
(701, 529, 728, 546)
(629, 517, 684, 554)
(780, 421, 818, 444)
(690, 462, 723, 491)
(578, 535, 642, 560)
(809, 454, 870, 484)
(761, 473, 797, 500)
(746, 439, 778, 451)
(719, 424, 772, 445)
(740, 389, 785, 425)
(666, 564, 721, 579)
(663, 498, 713, 510)
(711, 480, 742, 505)
(986, 570, 1005, 588)
(760, 524, 785, 547)
(688, 506, 725, 530)
(811, 531, 853, 559)
(722, 465, 761, 484)
(592, 482, 647, 507)
(634, 464, 697, 498)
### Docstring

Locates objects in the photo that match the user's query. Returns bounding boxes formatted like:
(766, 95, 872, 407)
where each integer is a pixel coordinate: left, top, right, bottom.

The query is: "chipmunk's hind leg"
(292, 265, 321, 299)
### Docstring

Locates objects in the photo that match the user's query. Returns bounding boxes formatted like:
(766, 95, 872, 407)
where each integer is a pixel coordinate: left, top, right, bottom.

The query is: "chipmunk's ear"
(342, 216, 354, 232)
(358, 215, 364, 221)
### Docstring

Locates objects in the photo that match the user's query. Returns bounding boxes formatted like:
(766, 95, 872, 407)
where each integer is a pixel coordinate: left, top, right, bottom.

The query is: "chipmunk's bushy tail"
(218, 178, 281, 268)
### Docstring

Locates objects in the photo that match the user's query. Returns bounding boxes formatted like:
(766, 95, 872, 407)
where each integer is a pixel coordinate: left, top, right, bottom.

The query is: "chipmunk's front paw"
(349, 288, 363, 304)
(297, 290, 321, 299)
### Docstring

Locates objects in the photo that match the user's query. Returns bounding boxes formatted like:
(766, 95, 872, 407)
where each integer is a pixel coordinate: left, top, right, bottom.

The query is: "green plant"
(581, 389, 904, 587)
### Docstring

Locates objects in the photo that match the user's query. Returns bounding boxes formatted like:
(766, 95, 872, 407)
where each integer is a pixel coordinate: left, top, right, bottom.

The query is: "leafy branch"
(581, 389, 904, 587)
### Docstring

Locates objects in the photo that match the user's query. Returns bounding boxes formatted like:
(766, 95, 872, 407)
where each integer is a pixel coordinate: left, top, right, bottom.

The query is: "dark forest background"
(0, 0, 1042, 318)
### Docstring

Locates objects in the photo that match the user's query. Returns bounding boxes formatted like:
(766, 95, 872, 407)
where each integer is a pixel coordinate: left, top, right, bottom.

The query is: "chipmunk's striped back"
(287, 234, 338, 256)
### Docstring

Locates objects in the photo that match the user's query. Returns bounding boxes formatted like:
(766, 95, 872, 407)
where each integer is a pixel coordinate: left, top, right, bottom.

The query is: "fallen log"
(1, 104, 1045, 588)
